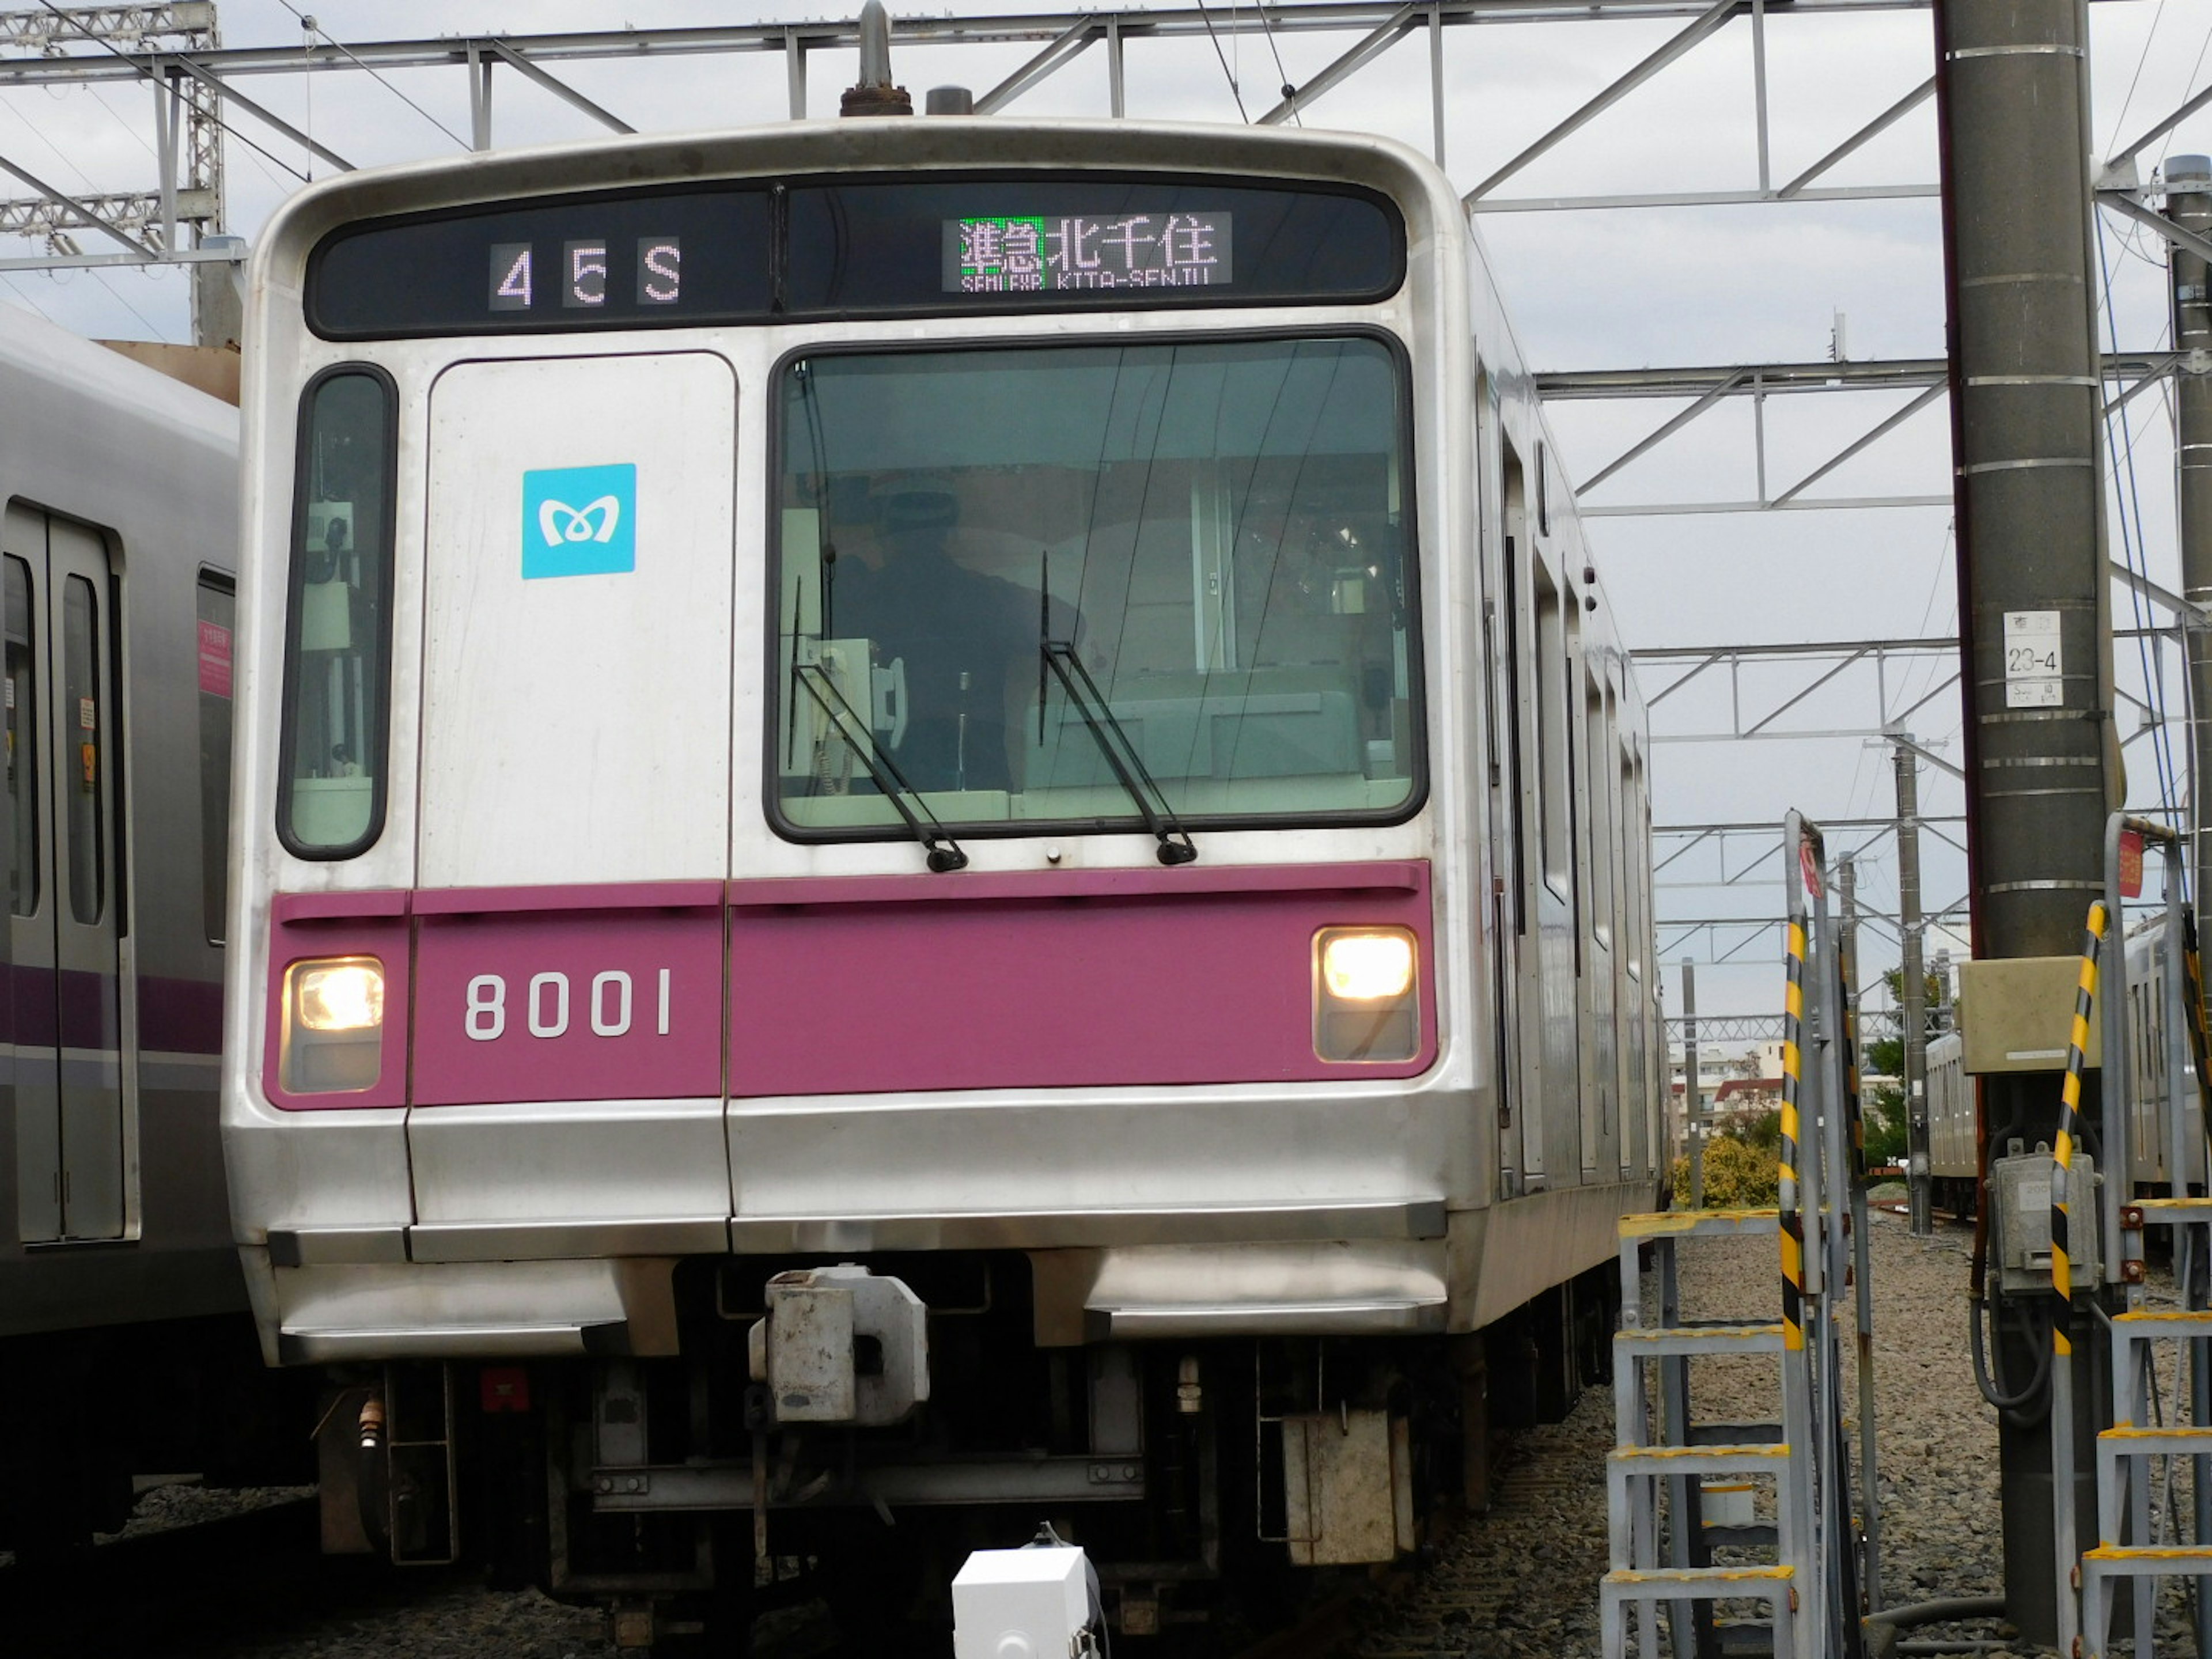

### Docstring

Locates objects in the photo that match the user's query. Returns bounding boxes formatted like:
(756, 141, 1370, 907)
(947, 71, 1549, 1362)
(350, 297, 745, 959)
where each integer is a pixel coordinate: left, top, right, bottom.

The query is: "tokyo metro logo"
(521, 463, 636, 579)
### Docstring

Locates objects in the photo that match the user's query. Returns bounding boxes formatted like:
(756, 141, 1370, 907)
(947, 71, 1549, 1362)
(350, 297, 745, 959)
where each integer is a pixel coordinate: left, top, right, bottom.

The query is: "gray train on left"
(0, 304, 308, 1550)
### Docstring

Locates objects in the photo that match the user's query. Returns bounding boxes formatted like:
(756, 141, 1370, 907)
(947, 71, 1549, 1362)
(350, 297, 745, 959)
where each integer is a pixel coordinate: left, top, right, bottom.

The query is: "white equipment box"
(952, 1543, 1094, 1659)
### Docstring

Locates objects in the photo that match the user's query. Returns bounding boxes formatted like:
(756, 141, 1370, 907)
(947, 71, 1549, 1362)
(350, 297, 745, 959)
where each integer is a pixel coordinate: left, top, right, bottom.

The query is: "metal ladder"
(1601, 1207, 1804, 1659)
(1601, 813, 1877, 1659)
(2074, 819, 2212, 1658)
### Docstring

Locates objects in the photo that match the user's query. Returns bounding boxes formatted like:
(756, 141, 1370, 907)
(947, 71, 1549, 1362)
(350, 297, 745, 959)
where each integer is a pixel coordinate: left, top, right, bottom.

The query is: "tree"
(1862, 1084, 1908, 1166)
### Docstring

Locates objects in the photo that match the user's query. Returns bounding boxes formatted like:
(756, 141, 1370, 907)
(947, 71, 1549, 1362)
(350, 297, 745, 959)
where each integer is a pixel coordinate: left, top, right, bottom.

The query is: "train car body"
(0, 304, 305, 1547)
(1924, 1031, 1976, 1216)
(2115, 912, 2204, 1190)
(224, 116, 1662, 1635)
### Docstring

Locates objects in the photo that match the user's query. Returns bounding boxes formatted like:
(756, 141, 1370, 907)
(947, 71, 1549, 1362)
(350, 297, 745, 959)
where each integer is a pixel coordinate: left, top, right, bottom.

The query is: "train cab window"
(770, 335, 1419, 839)
(196, 575, 234, 941)
(280, 368, 395, 858)
(4, 555, 35, 918)
(61, 575, 102, 924)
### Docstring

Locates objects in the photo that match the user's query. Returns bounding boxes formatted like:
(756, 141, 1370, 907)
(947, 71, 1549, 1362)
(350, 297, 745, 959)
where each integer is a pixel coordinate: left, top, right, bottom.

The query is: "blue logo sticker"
(521, 463, 637, 579)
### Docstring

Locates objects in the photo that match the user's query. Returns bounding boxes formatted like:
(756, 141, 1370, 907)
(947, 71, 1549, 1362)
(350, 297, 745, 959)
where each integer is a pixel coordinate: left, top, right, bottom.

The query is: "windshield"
(772, 335, 1418, 839)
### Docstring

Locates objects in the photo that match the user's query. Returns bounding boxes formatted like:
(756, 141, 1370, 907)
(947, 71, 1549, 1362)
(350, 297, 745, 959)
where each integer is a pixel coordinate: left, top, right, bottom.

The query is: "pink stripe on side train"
(261, 862, 1435, 1110)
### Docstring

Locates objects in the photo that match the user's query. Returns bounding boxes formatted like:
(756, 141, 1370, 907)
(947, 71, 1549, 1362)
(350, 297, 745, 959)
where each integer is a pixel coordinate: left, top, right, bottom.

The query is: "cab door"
(7, 506, 124, 1241)
(416, 353, 736, 885)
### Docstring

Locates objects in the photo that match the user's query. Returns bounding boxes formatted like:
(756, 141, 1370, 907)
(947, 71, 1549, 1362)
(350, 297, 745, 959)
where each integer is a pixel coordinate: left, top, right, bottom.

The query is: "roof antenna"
(841, 1, 913, 118)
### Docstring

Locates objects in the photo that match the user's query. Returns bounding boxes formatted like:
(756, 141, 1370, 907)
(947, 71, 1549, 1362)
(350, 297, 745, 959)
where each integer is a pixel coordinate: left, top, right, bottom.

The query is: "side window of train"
(61, 574, 103, 924)
(1585, 673, 1611, 945)
(1619, 738, 1639, 979)
(1532, 563, 1567, 895)
(197, 574, 234, 941)
(1501, 442, 1528, 934)
(280, 366, 396, 858)
(4, 554, 34, 917)
(1629, 748, 1649, 971)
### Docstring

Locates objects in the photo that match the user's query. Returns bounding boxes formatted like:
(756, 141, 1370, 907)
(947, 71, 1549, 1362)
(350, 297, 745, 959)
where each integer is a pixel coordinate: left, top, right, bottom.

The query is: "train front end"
(224, 116, 1549, 1633)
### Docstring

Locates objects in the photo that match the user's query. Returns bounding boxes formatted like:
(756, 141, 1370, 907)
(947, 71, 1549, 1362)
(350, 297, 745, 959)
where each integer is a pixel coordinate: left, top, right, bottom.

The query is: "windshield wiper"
(793, 660, 969, 873)
(1039, 641, 1198, 867)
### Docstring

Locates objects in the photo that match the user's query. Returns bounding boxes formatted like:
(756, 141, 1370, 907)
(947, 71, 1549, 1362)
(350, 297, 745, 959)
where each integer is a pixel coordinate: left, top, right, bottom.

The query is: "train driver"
(834, 475, 1080, 796)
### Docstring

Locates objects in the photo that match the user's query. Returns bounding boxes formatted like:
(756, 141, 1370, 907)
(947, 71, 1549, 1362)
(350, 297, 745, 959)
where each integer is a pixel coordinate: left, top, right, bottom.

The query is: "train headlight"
(282, 957, 385, 1092)
(1314, 927, 1420, 1063)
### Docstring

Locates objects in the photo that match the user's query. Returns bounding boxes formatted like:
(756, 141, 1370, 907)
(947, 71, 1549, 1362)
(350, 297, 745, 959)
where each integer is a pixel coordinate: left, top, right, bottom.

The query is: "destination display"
(944, 211, 1233, 293)
(307, 175, 1399, 338)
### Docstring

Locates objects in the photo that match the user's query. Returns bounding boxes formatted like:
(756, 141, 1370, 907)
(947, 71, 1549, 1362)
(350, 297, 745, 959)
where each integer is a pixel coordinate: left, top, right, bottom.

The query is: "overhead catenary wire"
(268, 0, 471, 152)
(1190, 0, 1252, 122)
(31, 0, 309, 184)
(1253, 1, 1301, 125)
(2095, 211, 2185, 838)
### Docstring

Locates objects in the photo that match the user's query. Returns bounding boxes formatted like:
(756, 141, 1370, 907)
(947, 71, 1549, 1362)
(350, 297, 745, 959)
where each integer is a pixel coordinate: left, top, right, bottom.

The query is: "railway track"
(0, 1497, 383, 1657)
(0, 1373, 1615, 1659)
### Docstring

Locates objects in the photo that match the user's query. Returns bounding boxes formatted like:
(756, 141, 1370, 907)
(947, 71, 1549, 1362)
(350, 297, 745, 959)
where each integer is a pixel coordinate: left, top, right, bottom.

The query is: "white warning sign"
(2002, 611, 2062, 709)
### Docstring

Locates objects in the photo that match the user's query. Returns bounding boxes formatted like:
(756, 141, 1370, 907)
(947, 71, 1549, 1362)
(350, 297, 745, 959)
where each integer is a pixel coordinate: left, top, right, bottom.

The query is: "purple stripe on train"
(261, 862, 1436, 1111)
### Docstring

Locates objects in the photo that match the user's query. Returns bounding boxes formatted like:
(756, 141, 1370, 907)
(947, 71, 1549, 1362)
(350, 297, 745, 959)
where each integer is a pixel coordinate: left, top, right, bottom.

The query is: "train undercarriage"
(316, 1253, 1620, 1650)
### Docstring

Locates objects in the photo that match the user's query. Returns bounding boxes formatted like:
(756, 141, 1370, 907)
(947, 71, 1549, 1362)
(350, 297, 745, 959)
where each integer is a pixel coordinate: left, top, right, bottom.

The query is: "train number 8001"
(463, 969, 675, 1042)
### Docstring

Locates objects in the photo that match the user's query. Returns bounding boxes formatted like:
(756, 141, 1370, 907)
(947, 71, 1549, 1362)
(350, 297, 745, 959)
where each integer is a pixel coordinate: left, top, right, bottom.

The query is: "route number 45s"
(464, 969, 673, 1041)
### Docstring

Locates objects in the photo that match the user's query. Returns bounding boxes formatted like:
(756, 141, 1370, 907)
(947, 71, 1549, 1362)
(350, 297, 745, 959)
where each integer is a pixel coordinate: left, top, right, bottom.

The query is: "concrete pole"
(1839, 854, 1861, 1107)
(1683, 960, 1704, 1210)
(2174, 156, 2212, 910)
(1933, 0, 2119, 1638)
(1898, 742, 1932, 1235)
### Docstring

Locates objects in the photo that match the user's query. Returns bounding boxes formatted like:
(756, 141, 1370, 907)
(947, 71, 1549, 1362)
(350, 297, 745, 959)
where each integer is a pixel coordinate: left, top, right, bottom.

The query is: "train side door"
(417, 354, 737, 886)
(6, 506, 124, 1242)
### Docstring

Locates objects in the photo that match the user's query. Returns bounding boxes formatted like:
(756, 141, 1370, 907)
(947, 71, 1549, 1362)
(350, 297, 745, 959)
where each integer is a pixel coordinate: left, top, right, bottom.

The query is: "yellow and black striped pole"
(2050, 900, 2108, 1658)
(2051, 901, 2108, 1357)
(1779, 916, 1808, 1354)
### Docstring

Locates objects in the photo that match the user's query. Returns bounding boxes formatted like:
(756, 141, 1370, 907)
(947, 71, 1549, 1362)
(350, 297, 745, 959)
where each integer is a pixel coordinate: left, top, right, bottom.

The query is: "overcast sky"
(1, 0, 2206, 1027)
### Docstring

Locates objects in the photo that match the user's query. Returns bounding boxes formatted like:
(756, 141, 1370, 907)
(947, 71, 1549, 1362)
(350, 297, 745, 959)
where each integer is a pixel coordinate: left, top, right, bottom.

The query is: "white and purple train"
(222, 107, 1665, 1642)
(0, 304, 311, 1552)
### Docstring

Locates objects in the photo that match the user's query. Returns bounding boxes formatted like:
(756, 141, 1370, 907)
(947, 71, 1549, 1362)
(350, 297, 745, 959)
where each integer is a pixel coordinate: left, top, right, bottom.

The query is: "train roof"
(0, 298, 236, 457)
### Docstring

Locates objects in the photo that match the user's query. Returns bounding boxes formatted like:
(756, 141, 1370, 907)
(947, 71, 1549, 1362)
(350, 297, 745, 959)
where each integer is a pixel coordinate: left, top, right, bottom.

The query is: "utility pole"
(1897, 741, 1931, 1236)
(1683, 960, 1703, 1210)
(1838, 853, 1861, 1108)
(1933, 0, 2119, 1638)
(2176, 154, 2212, 911)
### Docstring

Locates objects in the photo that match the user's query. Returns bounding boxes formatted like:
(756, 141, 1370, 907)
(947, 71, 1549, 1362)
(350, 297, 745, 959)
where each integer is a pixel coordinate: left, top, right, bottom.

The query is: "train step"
(2096, 1424, 2212, 1459)
(1688, 1420, 1783, 1445)
(1600, 1563, 1796, 1598)
(1619, 1209, 1779, 1241)
(1609, 1444, 1794, 1476)
(1600, 1567, 1796, 1659)
(2109, 1309, 2212, 1342)
(1615, 1323, 1786, 1358)
(2081, 1543, 2212, 1575)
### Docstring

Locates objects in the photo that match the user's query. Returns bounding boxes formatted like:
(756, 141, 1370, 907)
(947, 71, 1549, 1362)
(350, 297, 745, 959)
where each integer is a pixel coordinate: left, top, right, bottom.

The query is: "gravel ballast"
(1353, 1210, 2200, 1658)
(24, 1211, 2192, 1656)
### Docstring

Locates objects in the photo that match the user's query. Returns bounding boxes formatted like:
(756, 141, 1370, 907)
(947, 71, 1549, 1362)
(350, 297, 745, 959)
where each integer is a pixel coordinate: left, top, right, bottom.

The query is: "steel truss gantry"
(2, 1, 2204, 266)
(0, 2, 220, 259)
(2, 0, 2202, 989)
